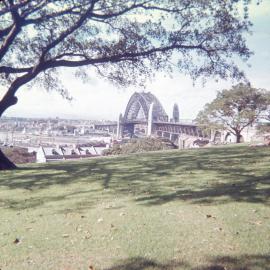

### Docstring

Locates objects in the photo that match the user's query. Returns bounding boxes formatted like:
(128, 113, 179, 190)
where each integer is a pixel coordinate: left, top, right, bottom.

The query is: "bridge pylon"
(117, 113, 123, 139)
(147, 102, 154, 137)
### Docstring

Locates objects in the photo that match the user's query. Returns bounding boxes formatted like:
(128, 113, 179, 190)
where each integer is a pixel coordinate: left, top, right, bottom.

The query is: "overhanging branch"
(0, 65, 31, 74)
(46, 43, 201, 69)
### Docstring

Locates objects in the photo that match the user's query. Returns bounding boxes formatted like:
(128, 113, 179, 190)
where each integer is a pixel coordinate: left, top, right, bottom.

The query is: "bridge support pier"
(147, 102, 154, 137)
(117, 113, 123, 139)
(178, 136, 185, 149)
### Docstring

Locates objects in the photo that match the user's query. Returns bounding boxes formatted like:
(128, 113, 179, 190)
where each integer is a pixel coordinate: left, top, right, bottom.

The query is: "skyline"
(2, 1, 270, 121)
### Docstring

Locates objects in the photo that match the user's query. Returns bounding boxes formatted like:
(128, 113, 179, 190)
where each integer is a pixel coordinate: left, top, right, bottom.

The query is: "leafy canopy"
(196, 83, 270, 137)
(0, 0, 254, 115)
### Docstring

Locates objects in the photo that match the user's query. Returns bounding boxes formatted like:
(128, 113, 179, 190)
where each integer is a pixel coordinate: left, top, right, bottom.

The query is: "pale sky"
(4, 1, 270, 121)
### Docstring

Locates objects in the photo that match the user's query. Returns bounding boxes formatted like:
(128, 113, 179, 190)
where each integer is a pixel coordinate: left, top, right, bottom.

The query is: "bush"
(104, 137, 177, 156)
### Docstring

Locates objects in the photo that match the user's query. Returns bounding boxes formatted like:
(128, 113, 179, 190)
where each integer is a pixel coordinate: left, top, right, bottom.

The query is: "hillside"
(1, 147, 36, 164)
(0, 145, 269, 270)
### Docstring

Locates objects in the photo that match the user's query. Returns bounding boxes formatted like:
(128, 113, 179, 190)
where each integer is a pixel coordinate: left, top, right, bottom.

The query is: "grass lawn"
(0, 145, 269, 270)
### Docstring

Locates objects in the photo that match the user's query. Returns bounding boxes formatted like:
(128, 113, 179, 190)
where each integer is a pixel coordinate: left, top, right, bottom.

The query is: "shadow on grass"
(197, 254, 270, 270)
(104, 254, 270, 270)
(104, 257, 187, 270)
(0, 146, 269, 209)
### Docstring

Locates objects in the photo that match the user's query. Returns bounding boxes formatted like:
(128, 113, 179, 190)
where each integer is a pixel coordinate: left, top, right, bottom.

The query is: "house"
(37, 147, 65, 163)
(36, 144, 107, 163)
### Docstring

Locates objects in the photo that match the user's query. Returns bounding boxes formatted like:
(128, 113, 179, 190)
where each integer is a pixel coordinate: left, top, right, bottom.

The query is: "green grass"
(0, 145, 269, 270)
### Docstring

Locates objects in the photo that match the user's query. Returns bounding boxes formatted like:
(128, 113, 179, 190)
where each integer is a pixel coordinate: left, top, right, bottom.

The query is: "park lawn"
(0, 145, 269, 270)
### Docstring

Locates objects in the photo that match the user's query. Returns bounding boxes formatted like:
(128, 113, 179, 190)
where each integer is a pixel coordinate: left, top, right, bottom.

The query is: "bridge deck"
(95, 121, 197, 127)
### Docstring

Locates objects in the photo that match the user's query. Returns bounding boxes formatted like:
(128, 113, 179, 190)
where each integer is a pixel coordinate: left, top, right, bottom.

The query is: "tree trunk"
(0, 148, 17, 170)
(236, 132, 242, 143)
(0, 92, 18, 170)
(0, 70, 41, 170)
(0, 83, 21, 170)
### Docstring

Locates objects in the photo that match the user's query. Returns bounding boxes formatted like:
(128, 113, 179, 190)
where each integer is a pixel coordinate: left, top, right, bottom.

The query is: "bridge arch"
(123, 92, 168, 122)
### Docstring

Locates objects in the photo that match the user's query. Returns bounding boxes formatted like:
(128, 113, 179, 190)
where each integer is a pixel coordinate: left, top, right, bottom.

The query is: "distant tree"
(256, 123, 270, 135)
(0, 0, 258, 169)
(196, 83, 270, 143)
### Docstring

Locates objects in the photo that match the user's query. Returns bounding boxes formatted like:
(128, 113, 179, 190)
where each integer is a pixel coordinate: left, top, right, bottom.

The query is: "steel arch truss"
(123, 92, 168, 123)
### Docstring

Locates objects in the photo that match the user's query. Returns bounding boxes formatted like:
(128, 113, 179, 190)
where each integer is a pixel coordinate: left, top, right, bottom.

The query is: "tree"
(0, 0, 256, 169)
(196, 83, 270, 143)
(256, 122, 270, 135)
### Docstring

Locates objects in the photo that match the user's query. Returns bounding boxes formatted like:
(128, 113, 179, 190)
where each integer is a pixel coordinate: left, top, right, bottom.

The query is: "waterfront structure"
(95, 91, 202, 146)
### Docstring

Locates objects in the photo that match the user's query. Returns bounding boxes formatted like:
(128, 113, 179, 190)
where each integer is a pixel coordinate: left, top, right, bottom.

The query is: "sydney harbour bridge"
(95, 92, 206, 146)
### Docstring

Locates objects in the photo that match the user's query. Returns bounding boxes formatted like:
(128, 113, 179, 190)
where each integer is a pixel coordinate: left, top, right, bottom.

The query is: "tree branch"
(39, 0, 98, 61)
(0, 0, 31, 16)
(0, 66, 41, 116)
(43, 43, 201, 69)
(0, 0, 24, 61)
(0, 65, 32, 74)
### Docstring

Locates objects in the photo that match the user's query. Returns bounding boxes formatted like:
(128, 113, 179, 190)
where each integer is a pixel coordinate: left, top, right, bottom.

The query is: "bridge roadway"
(94, 120, 204, 146)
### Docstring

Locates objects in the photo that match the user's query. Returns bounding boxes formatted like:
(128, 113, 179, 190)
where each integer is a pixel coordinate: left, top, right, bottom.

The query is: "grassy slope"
(0, 145, 269, 270)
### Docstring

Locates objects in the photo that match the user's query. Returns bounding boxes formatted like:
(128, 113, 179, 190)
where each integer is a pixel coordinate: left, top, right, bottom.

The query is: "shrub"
(104, 137, 177, 156)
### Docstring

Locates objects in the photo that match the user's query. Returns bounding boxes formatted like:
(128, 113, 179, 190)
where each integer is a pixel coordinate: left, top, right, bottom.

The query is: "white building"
(36, 145, 108, 163)
(211, 125, 257, 144)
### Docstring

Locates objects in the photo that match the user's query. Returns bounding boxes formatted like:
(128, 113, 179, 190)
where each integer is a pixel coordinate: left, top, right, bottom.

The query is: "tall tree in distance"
(196, 83, 270, 143)
(0, 0, 257, 169)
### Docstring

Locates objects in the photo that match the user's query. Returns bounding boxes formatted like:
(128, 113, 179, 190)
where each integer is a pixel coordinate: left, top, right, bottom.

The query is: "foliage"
(196, 83, 270, 142)
(256, 122, 270, 135)
(0, 0, 255, 117)
(103, 137, 176, 155)
(0, 0, 261, 169)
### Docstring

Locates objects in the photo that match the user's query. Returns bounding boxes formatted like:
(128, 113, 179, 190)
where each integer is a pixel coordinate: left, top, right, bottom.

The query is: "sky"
(4, 1, 270, 121)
